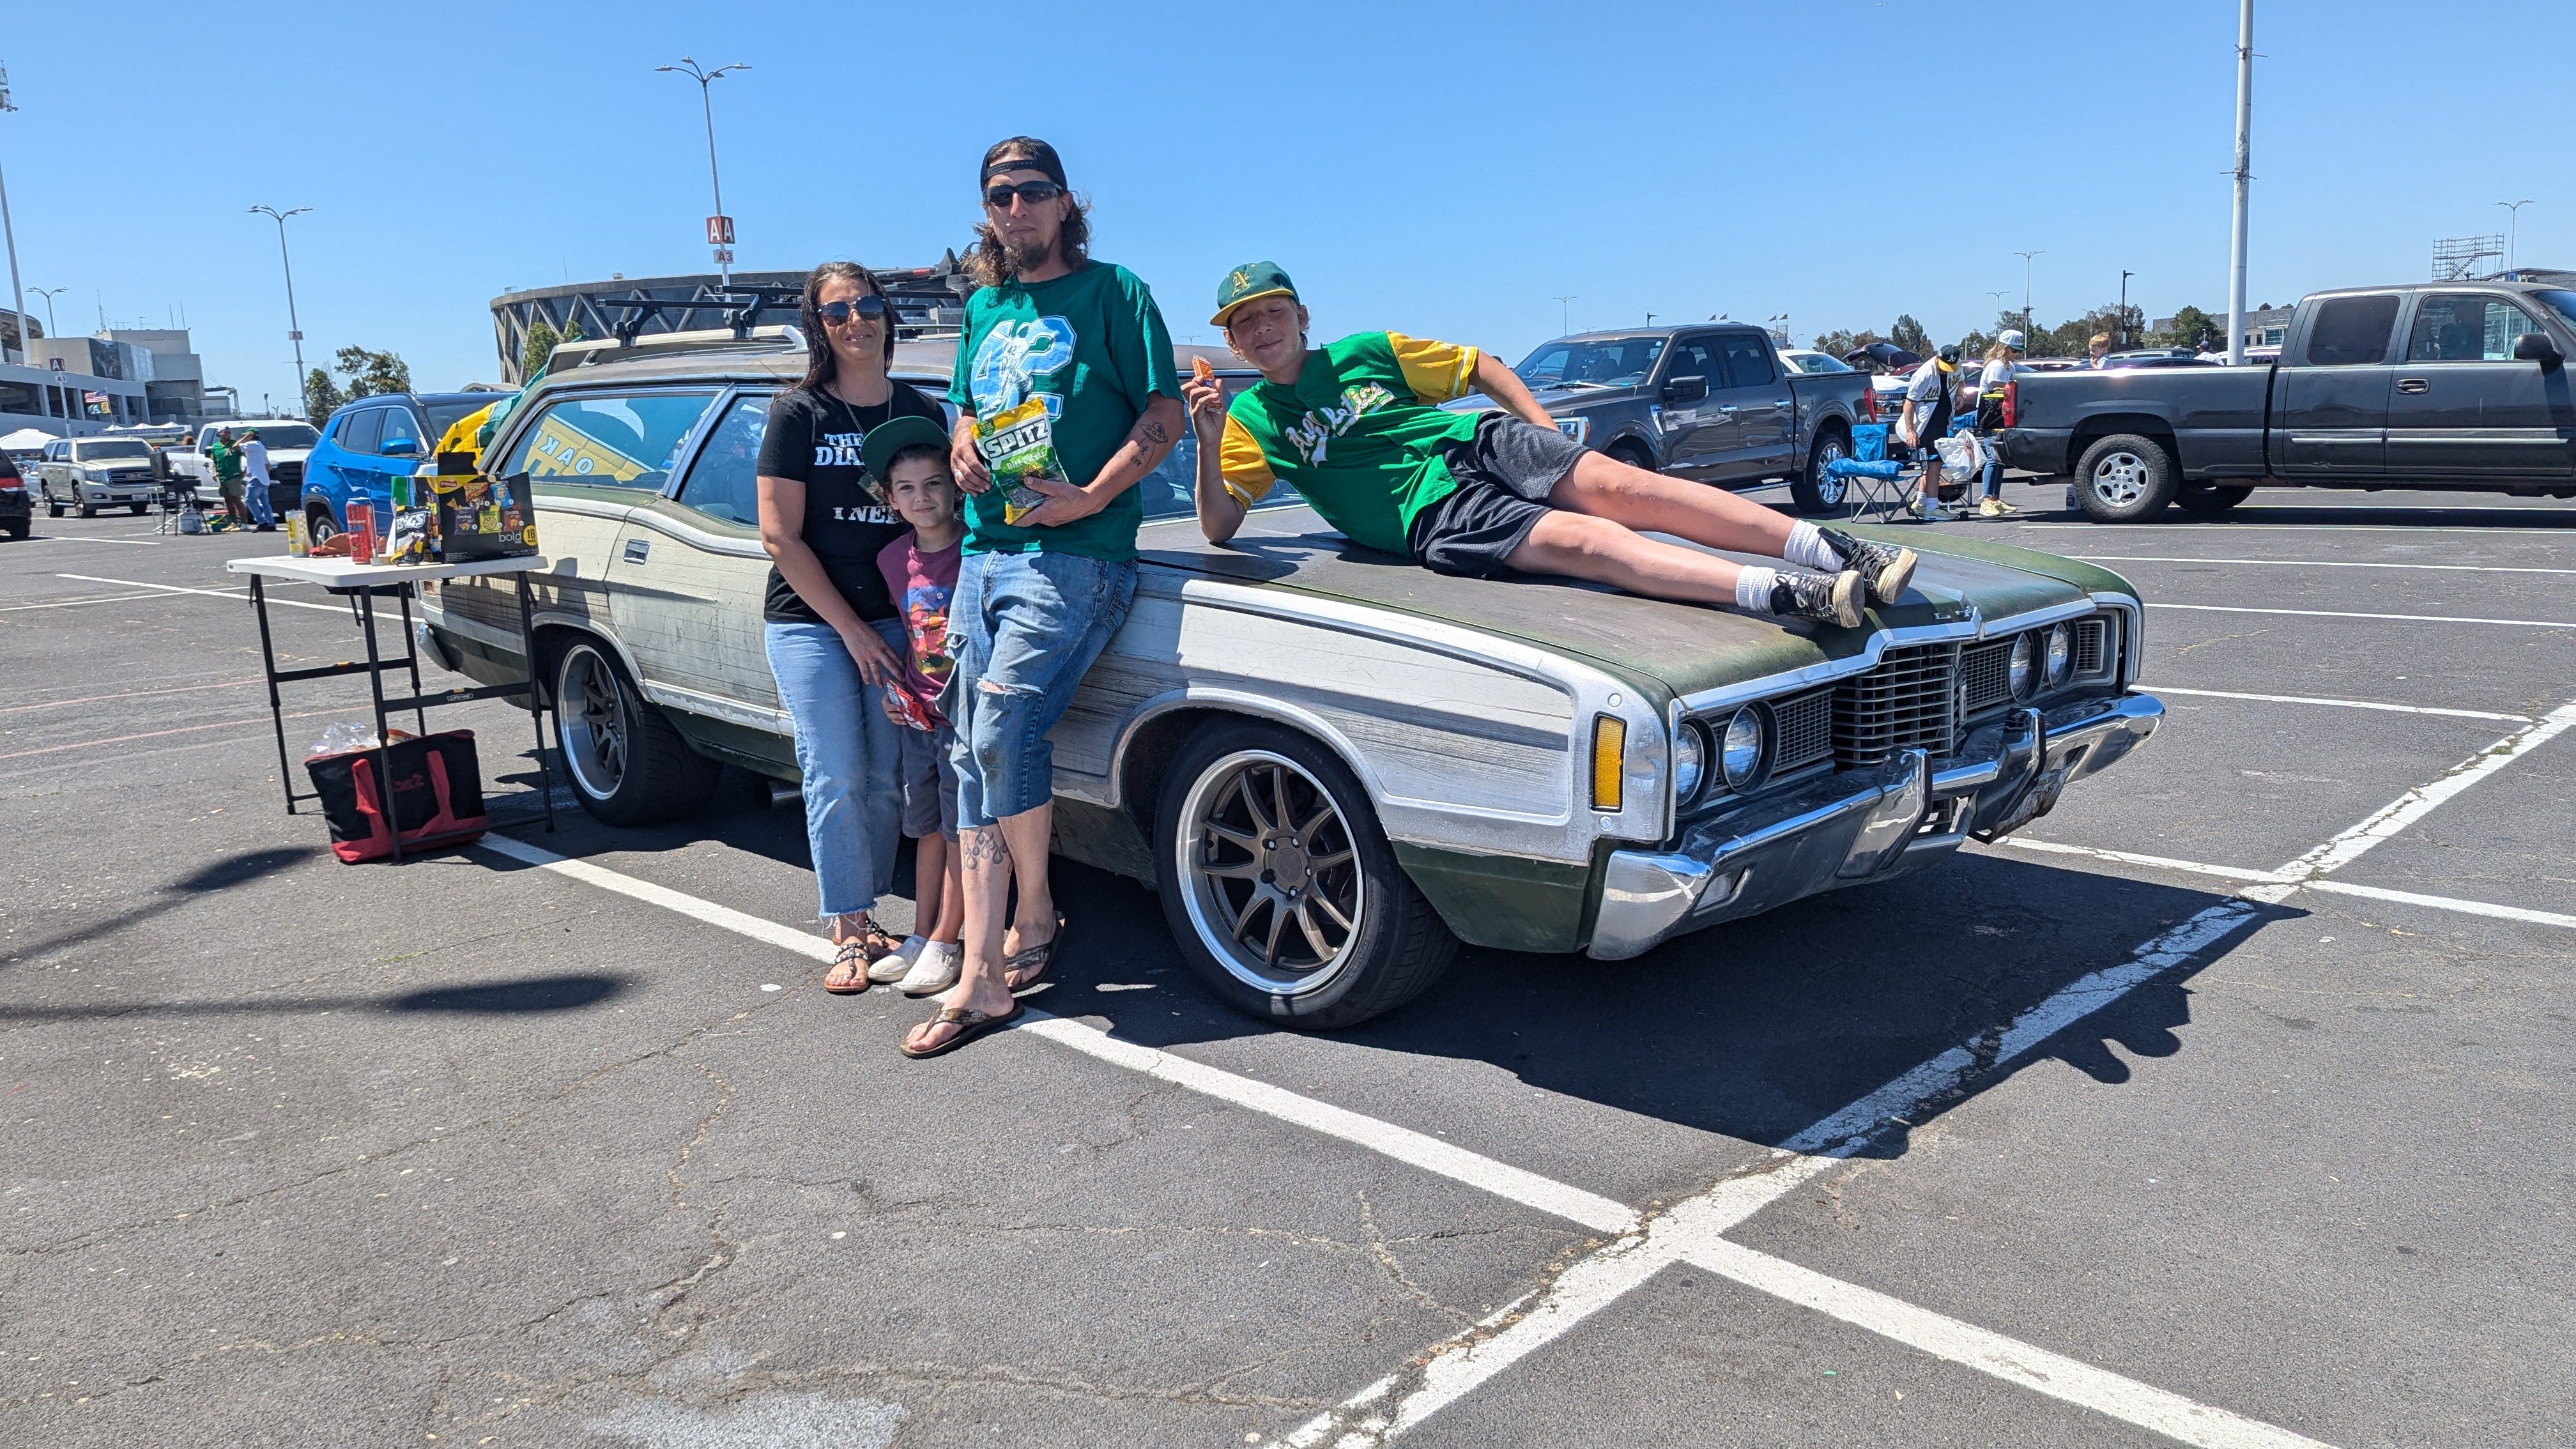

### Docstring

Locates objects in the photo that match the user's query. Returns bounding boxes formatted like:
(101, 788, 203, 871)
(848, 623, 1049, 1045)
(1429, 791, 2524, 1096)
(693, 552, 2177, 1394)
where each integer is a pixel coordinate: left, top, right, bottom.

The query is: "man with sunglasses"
(903, 137, 1183, 1059)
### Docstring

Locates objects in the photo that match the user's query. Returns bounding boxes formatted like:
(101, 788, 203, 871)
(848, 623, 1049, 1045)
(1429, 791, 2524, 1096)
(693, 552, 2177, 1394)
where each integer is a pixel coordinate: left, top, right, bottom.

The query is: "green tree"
(520, 318, 560, 381)
(1889, 314, 1931, 356)
(333, 346, 413, 399)
(2155, 305, 2220, 351)
(1811, 328, 1886, 358)
(304, 367, 346, 424)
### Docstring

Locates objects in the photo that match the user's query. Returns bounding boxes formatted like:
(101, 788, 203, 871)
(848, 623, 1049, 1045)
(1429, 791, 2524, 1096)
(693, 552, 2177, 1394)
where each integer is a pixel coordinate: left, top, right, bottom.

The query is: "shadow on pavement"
(1, 847, 315, 970)
(0, 971, 632, 1023)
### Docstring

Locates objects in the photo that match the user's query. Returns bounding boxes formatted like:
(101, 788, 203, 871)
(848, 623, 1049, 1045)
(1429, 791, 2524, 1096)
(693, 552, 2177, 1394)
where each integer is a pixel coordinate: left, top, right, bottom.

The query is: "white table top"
(224, 553, 553, 588)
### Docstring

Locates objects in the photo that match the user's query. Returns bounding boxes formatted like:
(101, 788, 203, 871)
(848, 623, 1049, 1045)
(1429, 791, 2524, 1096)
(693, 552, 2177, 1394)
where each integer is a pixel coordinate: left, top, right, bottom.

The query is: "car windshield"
(1135, 374, 1305, 522)
(1783, 352, 1851, 374)
(239, 424, 318, 448)
(75, 441, 151, 461)
(425, 398, 491, 434)
(1515, 337, 1667, 390)
(2532, 290, 2576, 337)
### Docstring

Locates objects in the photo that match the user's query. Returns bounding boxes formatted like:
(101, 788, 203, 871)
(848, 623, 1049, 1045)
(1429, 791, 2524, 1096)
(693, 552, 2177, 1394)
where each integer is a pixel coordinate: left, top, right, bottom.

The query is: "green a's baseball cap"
(859, 413, 953, 484)
(1211, 261, 1298, 327)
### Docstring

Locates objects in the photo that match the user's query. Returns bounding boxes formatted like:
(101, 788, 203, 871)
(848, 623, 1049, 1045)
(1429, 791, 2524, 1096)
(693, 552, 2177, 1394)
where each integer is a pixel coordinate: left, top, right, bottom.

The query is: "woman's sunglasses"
(816, 296, 887, 326)
(983, 179, 1064, 209)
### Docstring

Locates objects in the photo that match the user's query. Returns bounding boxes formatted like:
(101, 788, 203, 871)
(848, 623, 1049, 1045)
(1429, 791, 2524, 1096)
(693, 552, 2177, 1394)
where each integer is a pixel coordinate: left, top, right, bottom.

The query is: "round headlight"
(2009, 632, 2035, 700)
(2046, 623, 2073, 684)
(1671, 721, 1706, 803)
(1721, 706, 1767, 790)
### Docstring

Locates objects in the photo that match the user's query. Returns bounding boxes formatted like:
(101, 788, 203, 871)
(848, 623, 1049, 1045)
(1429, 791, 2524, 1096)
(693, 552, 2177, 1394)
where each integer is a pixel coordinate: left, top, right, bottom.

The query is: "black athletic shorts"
(1405, 414, 1588, 578)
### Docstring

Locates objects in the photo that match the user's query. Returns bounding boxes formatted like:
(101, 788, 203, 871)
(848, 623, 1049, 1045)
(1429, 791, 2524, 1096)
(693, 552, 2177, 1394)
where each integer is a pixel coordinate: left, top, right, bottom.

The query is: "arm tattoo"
(1137, 417, 1170, 447)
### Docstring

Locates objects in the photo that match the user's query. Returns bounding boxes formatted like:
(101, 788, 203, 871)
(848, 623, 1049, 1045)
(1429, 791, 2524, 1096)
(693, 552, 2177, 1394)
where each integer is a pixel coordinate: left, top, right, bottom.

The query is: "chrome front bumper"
(1587, 691, 2162, 960)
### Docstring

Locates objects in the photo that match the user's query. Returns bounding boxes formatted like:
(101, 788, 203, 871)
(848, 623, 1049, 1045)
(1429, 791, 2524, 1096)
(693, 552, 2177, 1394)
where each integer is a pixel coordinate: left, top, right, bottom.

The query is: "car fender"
(1098, 686, 1388, 816)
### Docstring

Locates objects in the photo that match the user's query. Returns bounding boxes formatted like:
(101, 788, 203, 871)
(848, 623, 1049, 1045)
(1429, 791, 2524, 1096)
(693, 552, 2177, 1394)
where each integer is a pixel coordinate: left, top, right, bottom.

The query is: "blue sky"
(3, 0, 2566, 403)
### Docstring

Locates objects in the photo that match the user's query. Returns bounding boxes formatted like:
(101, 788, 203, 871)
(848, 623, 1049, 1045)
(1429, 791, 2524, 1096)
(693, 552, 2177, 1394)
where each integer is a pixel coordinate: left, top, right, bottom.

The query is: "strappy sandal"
(1002, 912, 1069, 993)
(898, 1000, 1025, 1059)
(823, 938, 871, 994)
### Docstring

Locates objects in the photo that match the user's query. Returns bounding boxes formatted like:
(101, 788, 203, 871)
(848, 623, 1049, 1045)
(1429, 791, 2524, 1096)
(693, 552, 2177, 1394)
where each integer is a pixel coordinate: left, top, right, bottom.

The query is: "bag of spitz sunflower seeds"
(974, 395, 1062, 526)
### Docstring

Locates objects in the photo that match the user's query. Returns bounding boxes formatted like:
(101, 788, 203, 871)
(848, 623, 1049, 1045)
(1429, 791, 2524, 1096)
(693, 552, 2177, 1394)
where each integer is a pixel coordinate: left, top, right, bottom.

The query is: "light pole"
(2496, 199, 2534, 273)
(2226, 0, 2253, 365)
(0, 63, 27, 366)
(656, 57, 749, 287)
(1552, 295, 1576, 335)
(2012, 250, 2043, 346)
(2119, 270, 2133, 346)
(249, 205, 310, 417)
(27, 284, 63, 337)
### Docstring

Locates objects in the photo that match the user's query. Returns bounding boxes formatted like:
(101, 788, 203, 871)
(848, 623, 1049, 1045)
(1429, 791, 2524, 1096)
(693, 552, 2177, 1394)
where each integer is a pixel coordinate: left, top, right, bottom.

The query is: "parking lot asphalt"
(4, 476, 2572, 1447)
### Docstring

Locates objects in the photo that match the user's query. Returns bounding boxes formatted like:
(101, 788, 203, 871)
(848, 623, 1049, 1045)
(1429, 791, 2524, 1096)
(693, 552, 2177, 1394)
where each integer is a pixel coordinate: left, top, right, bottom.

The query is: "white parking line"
(2021, 519, 2576, 535)
(2076, 554, 2576, 578)
(2149, 686, 2529, 723)
(0, 591, 171, 613)
(53, 572, 344, 615)
(2275, 702, 2576, 880)
(2300, 880, 2576, 931)
(474, 832, 2307, 1448)
(2004, 838, 2288, 884)
(2152, 602, 2576, 629)
(21, 533, 165, 546)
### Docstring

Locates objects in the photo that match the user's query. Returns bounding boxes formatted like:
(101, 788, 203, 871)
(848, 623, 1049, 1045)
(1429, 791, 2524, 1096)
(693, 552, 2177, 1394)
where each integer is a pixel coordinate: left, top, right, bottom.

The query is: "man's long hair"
(965, 137, 1090, 290)
(793, 261, 898, 393)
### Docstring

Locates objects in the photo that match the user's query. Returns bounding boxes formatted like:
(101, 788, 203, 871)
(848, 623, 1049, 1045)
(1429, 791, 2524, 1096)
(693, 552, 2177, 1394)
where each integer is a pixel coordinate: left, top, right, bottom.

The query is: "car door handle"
(1714, 404, 1737, 415)
(2395, 378, 2428, 394)
(622, 538, 650, 564)
(1774, 399, 1795, 410)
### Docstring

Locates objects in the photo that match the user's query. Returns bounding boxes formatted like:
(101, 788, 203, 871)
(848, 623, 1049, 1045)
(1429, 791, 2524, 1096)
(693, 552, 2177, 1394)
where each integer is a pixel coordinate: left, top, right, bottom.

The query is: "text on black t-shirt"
(756, 380, 946, 625)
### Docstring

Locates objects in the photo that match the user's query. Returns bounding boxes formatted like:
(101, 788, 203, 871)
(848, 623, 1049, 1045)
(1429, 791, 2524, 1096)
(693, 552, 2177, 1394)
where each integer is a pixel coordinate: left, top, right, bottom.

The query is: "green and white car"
(423, 340, 2162, 1028)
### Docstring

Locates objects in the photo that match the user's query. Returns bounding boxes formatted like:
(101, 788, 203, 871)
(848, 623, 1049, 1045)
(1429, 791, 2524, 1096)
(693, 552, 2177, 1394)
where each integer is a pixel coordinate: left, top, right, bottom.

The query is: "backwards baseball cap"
(981, 137, 1066, 187)
(1998, 328, 2025, 350)
(1211, 261, 1298, 327)
(1936, 345, 1962, 365)
(859, 413, 952, 484)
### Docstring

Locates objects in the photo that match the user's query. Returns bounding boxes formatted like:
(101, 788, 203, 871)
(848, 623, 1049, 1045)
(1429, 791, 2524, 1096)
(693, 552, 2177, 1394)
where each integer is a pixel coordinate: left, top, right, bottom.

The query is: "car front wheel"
(551, 638, 720, 825)
(2074, 434, 2179, 523)
(1153, 720, 1456, 1029)
(1791, 427, 1851, 514)
(306, 505, 341, 542)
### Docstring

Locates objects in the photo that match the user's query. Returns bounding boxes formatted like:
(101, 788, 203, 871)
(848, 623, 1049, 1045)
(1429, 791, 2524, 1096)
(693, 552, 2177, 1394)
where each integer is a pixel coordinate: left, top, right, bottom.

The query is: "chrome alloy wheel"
(1812, 434, 1850, 507)
(1177, 749, 1365, 997)
(2089, 449, 2151, 507)
(556, 643, 632, 802)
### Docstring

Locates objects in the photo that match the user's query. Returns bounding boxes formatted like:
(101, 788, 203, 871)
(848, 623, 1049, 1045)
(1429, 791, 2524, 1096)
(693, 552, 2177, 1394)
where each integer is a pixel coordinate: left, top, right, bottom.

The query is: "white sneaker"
(869, 935, 927, 985)
(898, 941, 963, 996)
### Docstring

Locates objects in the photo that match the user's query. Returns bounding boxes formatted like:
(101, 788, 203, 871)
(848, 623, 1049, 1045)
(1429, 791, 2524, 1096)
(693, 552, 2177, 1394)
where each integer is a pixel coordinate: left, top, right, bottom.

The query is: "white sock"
(1735, 565, 1781, 614)
(1783, 519, 1836, 572)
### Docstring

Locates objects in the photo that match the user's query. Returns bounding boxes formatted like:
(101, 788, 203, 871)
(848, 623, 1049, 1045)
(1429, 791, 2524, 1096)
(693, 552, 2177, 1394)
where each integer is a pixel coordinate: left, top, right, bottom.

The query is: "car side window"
(2407, 295, 2543, 363)
(674, 393, 767, 526)
(340, 408, 384, 455)
(1717, 333, 1775, 388)
(496, 390, 719, 490)
(1664, 338, 1720, 385)
(378, 407, 424, 454)
(2304, 295, 2400, 366)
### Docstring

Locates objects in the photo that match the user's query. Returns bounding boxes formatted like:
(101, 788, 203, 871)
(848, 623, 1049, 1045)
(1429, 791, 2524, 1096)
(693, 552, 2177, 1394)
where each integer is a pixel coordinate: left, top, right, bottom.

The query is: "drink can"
(349, 500, 378, 564)
(285, 516, 309, 558)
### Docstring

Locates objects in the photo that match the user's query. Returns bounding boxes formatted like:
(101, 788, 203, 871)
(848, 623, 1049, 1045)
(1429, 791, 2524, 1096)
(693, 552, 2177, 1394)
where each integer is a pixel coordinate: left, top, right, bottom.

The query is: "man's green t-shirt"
(949, 261, 1178, 562)
(210, 439, 243, 485)
(1215, 332, 1487, 556)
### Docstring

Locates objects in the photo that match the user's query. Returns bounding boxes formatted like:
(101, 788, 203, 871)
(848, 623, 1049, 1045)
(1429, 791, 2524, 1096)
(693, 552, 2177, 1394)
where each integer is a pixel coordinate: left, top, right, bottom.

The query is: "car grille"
(275, 459, 303, 486)
(2073, 617, 2108, 675)
(1834, 643, 1959, 767)
(1961, 640, 2013, 715)
(109, 468, 150, 484)
(1771, 687, 1834, 774)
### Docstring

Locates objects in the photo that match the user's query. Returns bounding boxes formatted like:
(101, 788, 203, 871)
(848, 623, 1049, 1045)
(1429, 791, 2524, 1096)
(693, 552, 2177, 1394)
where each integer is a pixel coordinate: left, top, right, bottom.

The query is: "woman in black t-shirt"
(758, 261, 949, 992)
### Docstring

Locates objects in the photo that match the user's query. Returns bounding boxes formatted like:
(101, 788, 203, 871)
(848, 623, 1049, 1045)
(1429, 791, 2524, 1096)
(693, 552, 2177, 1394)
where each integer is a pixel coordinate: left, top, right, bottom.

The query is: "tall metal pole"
(657, 59, 749, 288)
(251, 206, 310, 417)
(2497, 199, 2533, 273)
(0, 65, 27, 367)
(2119, 270, 2133, 346)
(29, 284, 62, 336)
(2013, 250, 2043, 347)
(2226, 0, 2253, 365)
(1552, 295, 1575, 335)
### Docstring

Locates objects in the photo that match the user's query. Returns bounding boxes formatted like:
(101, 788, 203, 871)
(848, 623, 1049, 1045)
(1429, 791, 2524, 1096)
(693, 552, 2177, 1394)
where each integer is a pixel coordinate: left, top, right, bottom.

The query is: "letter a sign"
(706, 215, 735, 245)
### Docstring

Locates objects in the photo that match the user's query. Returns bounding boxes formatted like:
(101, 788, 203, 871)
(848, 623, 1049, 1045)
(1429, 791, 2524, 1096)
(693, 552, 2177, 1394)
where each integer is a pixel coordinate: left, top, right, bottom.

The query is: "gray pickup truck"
(1998, 280, 2576, 521)
(1457, 324, 1877, 514)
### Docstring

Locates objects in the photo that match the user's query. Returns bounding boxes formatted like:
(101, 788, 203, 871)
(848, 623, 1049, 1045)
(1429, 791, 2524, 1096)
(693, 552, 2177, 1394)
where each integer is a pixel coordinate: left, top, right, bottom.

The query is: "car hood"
(1137, 510, 2138, 711)
(1443, 383, 1644, 414)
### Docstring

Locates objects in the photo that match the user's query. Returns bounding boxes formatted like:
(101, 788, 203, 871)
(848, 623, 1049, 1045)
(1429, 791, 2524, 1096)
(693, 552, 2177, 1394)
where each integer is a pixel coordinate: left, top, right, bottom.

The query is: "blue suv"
(302, 393, 498, 537)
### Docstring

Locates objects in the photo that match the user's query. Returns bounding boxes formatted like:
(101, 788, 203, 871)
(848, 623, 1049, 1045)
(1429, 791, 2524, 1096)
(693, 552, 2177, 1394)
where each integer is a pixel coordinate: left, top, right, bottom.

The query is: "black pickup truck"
(1997, 280, 2576, 521)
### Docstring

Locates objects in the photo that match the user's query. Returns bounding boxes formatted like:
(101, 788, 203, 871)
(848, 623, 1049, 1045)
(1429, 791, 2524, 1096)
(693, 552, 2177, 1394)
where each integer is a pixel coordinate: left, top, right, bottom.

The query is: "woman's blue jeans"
(946, 550, 1137, 830)
(765, 618, 908, 920)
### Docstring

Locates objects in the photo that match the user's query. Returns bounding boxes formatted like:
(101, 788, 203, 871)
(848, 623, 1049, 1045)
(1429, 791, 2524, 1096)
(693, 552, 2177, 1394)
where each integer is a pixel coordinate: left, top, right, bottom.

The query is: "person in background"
(860, 414, 969, 998)
(901, 135, 1185, 1059)
(1973, 330, 2024, 518)
(1899, 347, 1959, 519)
(239, 428, 279, 531)
(2085, 332, 2113, 368)
(210, 426, 246, 527)
(756, 260, 950, 995)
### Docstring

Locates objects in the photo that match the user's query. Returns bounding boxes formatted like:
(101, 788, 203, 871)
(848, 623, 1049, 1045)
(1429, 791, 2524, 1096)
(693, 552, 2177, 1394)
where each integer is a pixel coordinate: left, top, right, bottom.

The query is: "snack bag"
(974, 394, 1063, 527)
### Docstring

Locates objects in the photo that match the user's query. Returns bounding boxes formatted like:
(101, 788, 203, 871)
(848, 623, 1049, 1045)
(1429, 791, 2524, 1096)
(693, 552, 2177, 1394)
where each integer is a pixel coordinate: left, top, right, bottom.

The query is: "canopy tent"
(0, 427, 60, 453)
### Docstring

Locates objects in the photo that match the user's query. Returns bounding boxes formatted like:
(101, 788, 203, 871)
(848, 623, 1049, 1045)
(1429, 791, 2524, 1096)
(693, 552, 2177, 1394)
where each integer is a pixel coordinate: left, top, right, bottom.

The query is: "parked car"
(1469, 325, 1876, 514)
(1776, 348, 1855, 376)
(2099, 349, 2218, 370)
(34, 436, 159, 516)
(1997, 280, 2576, 521)
(0, 448, 28, 539)
(168, 418, 320, 514)
(302, 394, 501, 537)
(422, 338, 2161, 1029)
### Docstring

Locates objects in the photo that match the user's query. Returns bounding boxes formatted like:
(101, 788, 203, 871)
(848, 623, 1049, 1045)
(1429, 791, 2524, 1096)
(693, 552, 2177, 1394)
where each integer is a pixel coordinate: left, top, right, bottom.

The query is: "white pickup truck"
(167, 418, 321, 510)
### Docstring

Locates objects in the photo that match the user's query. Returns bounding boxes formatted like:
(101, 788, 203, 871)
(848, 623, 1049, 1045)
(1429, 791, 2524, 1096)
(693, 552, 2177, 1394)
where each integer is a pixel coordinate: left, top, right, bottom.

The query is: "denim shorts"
(896, 721, 958, 840)
(946, 550, 1137, 829)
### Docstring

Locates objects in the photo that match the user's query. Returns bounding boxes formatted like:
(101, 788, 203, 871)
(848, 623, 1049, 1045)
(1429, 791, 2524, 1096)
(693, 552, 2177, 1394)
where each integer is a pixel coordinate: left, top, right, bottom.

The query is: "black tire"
(306, 505, 341, 542)
(551, 637, 720, 826)
(128, 502, 150, 516)
(45, 496, 64, 518)
(1790, 426, 1853, 514)
(1153, 719, 1457, 1029)
(2073, 433, 2179, 523)
(77, 501, 97, 519)
(2177, 483, 2253, 516)
(1606, 440, 1658, 473)
(3, 519, 27, 540)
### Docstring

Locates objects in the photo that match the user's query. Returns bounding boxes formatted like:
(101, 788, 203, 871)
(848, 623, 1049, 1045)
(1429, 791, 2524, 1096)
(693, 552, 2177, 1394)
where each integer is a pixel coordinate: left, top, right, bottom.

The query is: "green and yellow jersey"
(1217, 332, 1485, 556)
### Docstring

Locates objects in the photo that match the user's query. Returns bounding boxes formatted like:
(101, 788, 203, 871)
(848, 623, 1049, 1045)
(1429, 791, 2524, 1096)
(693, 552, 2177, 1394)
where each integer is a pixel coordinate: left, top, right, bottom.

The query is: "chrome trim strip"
(1671, 619, 1981, 716)
(2090, 592, 2144, 685)
(639, 677, 791, 733)
(1979, 596, 2102, 641)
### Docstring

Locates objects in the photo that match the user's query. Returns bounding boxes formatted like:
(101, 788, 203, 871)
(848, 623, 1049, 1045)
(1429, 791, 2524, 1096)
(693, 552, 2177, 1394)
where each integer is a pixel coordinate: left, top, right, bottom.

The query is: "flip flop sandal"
(1002, 913, 1069, 993)
(853, 916, 903, 963)
(898, 1000, 1025, 1059)
(824, 938, 871, 994)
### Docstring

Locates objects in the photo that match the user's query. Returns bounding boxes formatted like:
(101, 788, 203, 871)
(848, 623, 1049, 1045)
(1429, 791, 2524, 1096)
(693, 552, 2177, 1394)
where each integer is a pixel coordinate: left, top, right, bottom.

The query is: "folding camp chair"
(1829, 424, 1922, 523)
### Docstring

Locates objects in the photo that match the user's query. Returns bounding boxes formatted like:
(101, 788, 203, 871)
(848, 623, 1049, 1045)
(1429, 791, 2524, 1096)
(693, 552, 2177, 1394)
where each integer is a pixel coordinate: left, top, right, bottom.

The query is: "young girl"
(861, 415, 970, 996)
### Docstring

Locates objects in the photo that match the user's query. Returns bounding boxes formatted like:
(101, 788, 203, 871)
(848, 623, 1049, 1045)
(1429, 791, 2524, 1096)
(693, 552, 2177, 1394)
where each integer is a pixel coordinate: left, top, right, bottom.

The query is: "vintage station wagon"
(422, 341, 2161, 1027)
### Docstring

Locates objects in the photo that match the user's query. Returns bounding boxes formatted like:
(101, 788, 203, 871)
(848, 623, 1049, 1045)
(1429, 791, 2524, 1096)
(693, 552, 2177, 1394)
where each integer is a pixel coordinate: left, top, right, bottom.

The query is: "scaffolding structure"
(2432, 234, 2503, 280)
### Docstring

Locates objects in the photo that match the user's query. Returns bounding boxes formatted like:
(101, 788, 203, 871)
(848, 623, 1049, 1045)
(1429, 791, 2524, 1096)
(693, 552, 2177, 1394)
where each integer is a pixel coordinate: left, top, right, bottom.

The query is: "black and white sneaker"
(1818, 527, 1917, 604)
(1768, 569, 1865, 629)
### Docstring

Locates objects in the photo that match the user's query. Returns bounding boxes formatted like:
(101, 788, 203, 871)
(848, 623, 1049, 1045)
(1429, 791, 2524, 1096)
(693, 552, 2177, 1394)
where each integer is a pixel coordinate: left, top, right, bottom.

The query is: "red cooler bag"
(305, 730, 489, 862)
